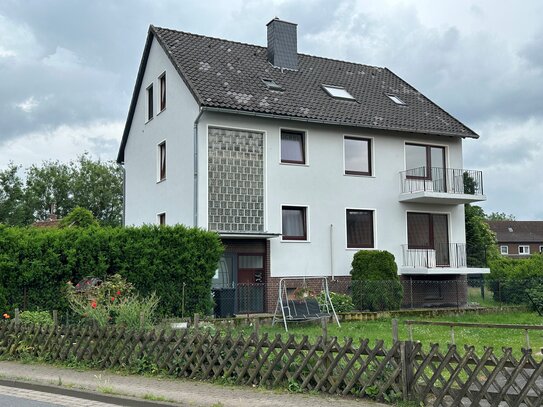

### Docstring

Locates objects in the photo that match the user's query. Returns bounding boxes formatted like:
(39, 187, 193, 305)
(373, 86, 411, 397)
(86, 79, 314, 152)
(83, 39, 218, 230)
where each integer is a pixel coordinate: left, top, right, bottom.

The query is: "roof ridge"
(153, 25, 384, 70)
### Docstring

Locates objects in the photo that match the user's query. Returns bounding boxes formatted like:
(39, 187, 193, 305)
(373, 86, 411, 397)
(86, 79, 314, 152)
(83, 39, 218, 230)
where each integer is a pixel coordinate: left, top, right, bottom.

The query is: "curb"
(0, 378, 183, 407)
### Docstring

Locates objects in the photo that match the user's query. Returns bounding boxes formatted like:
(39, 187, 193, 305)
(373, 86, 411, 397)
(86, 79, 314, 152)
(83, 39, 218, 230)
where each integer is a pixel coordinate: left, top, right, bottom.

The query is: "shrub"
(59, 207, 99, 228)
(350, 250, 402, 311)
(114, 293, 159, 330)
(19, 311, 54, 326)
(316, 291, 354, 313)
(487, 254, 543, 304)
(0, 224, 223, 317)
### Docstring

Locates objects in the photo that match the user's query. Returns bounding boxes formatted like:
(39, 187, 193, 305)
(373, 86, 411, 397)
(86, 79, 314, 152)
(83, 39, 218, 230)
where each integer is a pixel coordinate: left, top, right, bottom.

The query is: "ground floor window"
(281, 206, 307, 240)
(346, 209, 374, 248)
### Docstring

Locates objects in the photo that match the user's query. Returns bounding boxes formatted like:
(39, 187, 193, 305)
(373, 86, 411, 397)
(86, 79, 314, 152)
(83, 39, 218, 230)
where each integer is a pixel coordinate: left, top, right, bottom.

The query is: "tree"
(0, 163, 33, 226)
(0, 155, 123, 227)
(465, 204, 499, 267)
(59, 207, 99, 228)
(485, 212, 516, 221)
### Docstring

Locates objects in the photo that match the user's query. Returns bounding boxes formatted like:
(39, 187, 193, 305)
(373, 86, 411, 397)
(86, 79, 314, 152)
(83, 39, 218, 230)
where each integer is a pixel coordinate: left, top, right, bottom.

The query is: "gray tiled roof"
(486, 221, 543, 243)
(154, 25, 478, 138)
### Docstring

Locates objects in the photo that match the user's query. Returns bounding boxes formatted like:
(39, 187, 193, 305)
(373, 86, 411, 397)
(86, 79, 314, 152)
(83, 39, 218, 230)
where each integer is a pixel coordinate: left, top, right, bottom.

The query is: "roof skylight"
(322, 85, 354, 100)
(386, 94, 406, 105)
(262, 78, 283, 91)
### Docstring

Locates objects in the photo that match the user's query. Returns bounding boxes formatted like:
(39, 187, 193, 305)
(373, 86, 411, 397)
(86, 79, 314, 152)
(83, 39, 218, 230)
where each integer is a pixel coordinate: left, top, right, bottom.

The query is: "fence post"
(14, 308, 20, 324)
(52, 310, 58, 327)
(193, 313, 200, 330)
(253, 317, 259, 337)
(321, 317, 328, 344)
(392, 319, 399, 343)
(401, 340, 415, 401)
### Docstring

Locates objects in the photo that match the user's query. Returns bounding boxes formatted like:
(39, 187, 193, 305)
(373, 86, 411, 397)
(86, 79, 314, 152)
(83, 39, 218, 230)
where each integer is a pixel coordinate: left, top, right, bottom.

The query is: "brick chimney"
(266, 18, 298, 70)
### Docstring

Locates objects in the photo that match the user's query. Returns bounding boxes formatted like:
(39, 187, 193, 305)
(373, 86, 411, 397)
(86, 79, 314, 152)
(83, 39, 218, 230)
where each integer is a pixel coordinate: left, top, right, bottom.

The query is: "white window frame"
(157, 212, 166, 226)
(345, 208, 376, 250)
(146, 83, 154, 122)
(540, 245, 543, 253)
(157, 140, 166, 182)
(280, 204, 309, 242)
(279, 128, 308, 166)
(500, 245, 508, 255)
(343, 135, 373, 177)
(518, 245, 530, 255)
(158, 72, 166, 113)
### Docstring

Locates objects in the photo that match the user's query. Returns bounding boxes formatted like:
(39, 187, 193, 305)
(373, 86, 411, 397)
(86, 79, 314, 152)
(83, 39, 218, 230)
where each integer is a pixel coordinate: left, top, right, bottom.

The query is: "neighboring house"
(487, 221, 543, 258)
(117, 18, 489, 312)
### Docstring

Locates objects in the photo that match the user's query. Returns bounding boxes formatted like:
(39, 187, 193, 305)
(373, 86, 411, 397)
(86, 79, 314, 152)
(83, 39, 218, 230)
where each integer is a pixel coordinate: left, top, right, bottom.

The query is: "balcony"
(399, 167, 486, 204)
(399, 243, 489, 275)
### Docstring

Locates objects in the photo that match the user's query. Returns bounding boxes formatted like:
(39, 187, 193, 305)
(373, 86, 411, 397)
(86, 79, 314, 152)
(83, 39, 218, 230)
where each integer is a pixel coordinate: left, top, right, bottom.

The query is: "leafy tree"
(0, 154, 123, 227)
(465, 204, 498, 267)
(59, 207, 99, 228)
(0, 163, 33, 226)
(485, 212, 516, 221)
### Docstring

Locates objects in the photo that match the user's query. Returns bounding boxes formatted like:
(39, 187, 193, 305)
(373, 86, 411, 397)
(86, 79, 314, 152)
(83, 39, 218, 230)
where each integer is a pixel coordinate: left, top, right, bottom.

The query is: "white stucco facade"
(123, 37, 487, 280)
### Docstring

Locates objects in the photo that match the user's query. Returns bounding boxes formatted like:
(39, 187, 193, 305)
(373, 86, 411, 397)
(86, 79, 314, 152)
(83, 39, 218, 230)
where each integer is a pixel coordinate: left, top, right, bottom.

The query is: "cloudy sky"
(1, 0, 542, 219)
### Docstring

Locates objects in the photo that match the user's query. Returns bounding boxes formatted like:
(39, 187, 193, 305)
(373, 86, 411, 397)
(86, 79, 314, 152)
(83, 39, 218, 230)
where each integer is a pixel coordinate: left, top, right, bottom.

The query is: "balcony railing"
(400, 167, 484, 196)
(402, 243, 467, 268)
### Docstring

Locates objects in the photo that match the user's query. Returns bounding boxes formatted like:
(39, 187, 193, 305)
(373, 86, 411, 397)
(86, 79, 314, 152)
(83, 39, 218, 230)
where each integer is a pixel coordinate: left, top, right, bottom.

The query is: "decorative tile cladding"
(208, 127, 264, 232)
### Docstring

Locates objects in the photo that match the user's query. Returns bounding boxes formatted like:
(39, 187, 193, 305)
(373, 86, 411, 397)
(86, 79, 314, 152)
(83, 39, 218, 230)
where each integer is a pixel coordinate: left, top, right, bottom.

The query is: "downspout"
(193, 108, 205, 228)
(120, 164, 126, 227)
(330, 223, 335, 281)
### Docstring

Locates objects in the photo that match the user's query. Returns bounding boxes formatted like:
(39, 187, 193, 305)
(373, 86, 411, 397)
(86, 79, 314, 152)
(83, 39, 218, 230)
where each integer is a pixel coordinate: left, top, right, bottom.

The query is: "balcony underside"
(399, 191, 487, 204)
(399, 267, 490, 275)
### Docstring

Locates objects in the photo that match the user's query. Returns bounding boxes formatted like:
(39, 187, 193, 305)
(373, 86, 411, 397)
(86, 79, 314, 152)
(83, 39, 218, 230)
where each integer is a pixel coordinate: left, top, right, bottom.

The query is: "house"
(117, 18, 489, 312)
(487, 221, 543, 258)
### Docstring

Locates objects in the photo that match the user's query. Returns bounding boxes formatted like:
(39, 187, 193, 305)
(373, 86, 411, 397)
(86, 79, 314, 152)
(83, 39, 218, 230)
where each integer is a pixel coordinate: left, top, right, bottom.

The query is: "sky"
(0, 0, 542, 219)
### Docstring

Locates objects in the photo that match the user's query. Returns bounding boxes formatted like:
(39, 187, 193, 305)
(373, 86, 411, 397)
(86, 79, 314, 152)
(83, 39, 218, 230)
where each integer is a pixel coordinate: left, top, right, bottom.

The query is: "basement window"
(322, 85, 354, 100)
(386, 93, 406, 105)
(262, 78, 283, 91)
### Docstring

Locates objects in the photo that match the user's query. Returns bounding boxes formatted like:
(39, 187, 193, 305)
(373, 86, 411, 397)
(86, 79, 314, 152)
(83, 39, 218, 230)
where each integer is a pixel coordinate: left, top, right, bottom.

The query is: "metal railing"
(402, 243, 467, 268)
(400, 167, 484, 195)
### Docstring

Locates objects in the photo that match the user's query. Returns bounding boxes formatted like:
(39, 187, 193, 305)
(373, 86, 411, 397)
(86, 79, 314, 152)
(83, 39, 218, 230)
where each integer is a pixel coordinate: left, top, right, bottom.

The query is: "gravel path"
(0, 361, 387, 407)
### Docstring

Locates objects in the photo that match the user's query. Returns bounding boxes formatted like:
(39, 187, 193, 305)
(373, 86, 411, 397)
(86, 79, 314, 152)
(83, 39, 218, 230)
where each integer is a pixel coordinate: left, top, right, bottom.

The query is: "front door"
(407, 213, 450, 266)
(237, 254, 265, 313)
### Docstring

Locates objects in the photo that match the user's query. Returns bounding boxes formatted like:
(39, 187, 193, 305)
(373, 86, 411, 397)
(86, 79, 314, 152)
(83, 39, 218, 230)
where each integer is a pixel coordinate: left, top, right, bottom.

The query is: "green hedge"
(487, 254, 543, 304)
(350, 250, 403, 311)
(0, 224, 223, 316)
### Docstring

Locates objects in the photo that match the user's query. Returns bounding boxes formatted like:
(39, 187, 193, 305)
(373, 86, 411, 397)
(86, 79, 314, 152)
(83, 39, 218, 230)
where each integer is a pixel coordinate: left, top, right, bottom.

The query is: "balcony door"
(407, 213, 450, 266)
(405, 144, 446, 192)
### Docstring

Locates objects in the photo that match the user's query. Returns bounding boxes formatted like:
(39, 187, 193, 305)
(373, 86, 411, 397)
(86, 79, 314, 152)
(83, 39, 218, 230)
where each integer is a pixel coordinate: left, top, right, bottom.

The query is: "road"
(0, 385, 119, 406)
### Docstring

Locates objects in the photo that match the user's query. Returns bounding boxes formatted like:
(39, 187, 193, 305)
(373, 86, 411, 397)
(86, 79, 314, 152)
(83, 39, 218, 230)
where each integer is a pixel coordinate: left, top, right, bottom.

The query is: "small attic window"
(508, 227, 514, 233)
(386, 94, 406, 105)
(322, 85, 354, 100)
(262, 78, 283, 91)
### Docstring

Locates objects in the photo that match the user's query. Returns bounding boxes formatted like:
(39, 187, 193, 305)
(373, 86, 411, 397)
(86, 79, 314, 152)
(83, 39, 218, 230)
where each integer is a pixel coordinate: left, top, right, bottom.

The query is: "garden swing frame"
(272, 277, 341, 332)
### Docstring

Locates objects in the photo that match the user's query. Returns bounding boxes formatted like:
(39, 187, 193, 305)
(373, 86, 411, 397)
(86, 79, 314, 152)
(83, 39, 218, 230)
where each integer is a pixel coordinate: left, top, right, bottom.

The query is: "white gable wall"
(198, 111, 467, 278)
(123, 37, 199, 226)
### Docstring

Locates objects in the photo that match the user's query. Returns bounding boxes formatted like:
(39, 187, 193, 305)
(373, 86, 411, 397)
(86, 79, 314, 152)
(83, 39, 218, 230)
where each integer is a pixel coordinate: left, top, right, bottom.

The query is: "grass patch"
(236, 311, 543, 356)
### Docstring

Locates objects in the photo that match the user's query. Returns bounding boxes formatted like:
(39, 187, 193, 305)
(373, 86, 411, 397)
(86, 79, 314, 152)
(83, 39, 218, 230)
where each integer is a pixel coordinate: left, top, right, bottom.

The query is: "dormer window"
(262, 78, 283, 91)
(386, 93, 406, 105)
(322, 85, 354, 100)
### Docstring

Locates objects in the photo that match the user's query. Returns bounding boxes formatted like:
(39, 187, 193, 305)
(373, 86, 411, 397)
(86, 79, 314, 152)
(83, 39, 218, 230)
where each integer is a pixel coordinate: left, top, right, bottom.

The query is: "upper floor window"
(518, 245, 530, 255)
(282, 206, 307, 241)
(344, 137, 371, 176)
(159, 73, 166, 111)
(158, 141, 166, 181)
(405, 143, 445, 179)
(500, 245, 509, 255)
(158, 212, 166, 226)
(146, 84, 154, 121)
(281, 130, 305, 164)
(346, 209, 374, 248)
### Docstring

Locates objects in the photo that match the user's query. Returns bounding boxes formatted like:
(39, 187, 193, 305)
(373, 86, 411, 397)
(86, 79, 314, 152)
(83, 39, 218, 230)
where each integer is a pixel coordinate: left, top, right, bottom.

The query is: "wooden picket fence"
(1, 322, 543, 406)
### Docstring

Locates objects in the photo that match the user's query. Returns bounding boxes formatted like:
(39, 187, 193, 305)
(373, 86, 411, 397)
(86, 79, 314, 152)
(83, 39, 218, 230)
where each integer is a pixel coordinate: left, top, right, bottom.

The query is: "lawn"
(235, 310, 543, 357)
